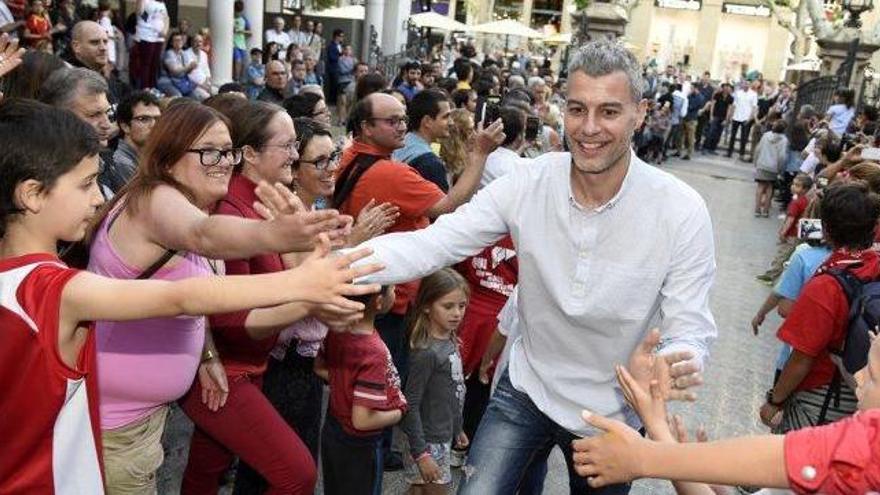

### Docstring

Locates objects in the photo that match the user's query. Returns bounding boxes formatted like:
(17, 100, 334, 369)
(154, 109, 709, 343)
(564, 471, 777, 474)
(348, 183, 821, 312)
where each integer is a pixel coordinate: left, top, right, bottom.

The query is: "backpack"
(818, 267, 880, 422)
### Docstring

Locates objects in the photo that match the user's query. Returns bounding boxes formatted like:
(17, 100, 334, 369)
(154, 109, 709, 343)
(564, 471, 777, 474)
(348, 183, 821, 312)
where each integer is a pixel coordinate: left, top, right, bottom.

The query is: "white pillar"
(362, 0, 384, 61)
(383, 0, 409, 55)
(210, 0, 235, 84)
(244, 0, 265, 49)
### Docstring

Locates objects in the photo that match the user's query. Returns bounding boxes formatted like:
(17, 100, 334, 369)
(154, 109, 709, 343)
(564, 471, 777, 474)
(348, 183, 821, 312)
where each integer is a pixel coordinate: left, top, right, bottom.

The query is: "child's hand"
(455, 431, 469, 449)
(417, 455, 442, 483)
(751, 311, 765, 335)
(616, 364, 669, 436)
(291, 234, 383, 308)
(572, 410, 648, 487)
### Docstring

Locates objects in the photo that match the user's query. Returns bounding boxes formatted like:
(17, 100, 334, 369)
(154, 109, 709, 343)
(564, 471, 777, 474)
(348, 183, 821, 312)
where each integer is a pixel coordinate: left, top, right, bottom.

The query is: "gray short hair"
(567, 39, 646, 103)
(39, 67, 109, 109)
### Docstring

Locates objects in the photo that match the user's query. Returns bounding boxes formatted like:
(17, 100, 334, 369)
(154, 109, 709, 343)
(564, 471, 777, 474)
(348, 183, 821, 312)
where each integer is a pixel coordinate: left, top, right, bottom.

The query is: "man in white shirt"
(288, 14, 309, 48)
(351, 40, 716, 494)
(0, 0, 23, 40)
(727, 80, 759, 159)
(264, 16, 291, 53)
(481, 106, 528, 188)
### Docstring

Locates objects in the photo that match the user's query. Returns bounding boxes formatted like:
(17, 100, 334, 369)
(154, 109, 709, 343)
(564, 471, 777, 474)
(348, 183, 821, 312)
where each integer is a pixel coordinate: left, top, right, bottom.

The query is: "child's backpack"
(819, 267, 880, 422)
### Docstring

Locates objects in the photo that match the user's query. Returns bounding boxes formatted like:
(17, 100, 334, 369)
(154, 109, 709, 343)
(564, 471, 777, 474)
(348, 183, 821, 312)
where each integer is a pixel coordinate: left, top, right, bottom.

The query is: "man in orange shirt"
(334, 92, 503, 468)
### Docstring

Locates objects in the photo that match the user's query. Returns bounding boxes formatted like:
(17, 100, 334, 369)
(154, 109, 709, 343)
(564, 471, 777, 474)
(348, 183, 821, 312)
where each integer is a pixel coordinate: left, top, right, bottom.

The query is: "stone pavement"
(158, 151, 788, 494)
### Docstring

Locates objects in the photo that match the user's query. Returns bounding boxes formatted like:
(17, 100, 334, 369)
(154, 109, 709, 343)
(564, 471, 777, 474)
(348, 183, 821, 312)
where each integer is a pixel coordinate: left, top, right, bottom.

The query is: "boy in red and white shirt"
(316, 285, 408, 495)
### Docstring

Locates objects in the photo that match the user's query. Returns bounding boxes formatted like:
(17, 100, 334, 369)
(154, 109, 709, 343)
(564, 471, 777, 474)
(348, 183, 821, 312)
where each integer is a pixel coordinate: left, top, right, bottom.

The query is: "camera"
(477, 95, 501, 128)
(797, 218, 823, 241)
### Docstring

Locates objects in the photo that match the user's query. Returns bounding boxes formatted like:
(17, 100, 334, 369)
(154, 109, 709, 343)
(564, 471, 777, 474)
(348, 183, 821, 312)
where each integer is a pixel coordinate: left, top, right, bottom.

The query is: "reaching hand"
(616, 364, 670, 436)
(310, 301, 364, 329)
(0, 34, 25, 89)
(198, 357, 229, 412)
(347, 199, 399, 246)
(627, 328, 701, 402)
(254, 181, 353, 251)
(474, 118, 506, 156)
(291, 234, 383, 308)
(842, 144, 864, 165)
(571, 411, 647, 487)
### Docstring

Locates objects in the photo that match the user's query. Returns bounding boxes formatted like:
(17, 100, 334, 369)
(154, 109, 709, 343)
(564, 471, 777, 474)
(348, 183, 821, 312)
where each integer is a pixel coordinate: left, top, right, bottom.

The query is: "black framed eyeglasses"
(261, 142, 298, 155)
(186, 148, 243, 166)
(299, 150, 341, 171)
(367, 116, 408, 128)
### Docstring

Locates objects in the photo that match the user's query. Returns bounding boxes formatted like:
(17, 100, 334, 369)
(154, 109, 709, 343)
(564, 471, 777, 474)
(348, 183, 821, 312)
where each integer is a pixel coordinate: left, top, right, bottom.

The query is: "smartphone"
(525, 116, 541, 141)
(861, 147, 880, 161)
(797, 218, 823, 241)
(479, 96, 501, 128)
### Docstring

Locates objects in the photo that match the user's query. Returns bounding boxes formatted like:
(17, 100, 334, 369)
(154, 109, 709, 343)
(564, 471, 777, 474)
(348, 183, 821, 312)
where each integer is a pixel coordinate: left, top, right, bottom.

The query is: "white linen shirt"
(355, 151, 717, 435)
(265, 29, 292, 51)
(481, 146, 528, 189)
(732, 89, 759, 123)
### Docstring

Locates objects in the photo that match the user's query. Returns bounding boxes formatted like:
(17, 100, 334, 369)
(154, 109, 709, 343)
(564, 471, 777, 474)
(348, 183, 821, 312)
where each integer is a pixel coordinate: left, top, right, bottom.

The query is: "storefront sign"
(654, 0, 702, 10)
(722, 2, 771, 16)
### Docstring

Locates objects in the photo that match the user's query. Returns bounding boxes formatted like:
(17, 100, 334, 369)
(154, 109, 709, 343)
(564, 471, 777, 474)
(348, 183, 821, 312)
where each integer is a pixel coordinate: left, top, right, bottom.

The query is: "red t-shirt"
(25, 13, 50, 45)
(454, 236, 518, 375)
(322, 330, 407, 437)
(0, 254, 104, 494)
(337, 141, 445, 314)
(784, 410, 880, 494)
(209, 174, 286, 377)
(784, 195, 809, 239)
(777, 249, 880, 390)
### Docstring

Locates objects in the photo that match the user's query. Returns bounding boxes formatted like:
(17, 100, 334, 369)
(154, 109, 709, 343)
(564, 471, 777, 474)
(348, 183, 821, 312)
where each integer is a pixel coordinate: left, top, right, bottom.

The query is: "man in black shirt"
(702, 83, 733, 154)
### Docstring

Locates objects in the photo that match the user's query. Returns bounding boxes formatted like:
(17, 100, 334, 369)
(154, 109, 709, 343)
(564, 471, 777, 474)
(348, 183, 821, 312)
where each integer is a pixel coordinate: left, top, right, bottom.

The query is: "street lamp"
(842, 0, 874, 29)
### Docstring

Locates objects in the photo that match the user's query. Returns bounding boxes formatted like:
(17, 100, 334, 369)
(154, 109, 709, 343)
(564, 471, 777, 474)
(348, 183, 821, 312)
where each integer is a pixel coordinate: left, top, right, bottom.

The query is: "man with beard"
(345, 39, 716, 494)
(392, 88, 452, 191)
(40, 67, 120, 198)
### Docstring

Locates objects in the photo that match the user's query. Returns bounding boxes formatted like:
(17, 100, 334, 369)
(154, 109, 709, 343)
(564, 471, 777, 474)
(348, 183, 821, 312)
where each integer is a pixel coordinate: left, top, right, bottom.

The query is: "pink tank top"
(89, 210, 214, 430)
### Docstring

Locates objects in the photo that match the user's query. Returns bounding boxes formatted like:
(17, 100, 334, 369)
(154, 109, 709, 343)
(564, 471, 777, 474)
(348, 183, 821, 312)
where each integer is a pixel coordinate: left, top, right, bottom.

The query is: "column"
(693, 0, 722, 76)
(625, 1, 654, 60)
(209, 0, 235, 84)
(383, 0, 409, 55)
(521, 0, 534, 26)
(561, 0, 573, 36)
(763, 15, 790, 80)
(244, 0, 264, 50)
(362, 0, 384, 61)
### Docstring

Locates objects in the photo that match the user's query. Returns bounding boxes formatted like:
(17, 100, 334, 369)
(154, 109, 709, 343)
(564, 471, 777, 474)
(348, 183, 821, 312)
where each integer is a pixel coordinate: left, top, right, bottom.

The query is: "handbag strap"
(108, 203, 179, 280)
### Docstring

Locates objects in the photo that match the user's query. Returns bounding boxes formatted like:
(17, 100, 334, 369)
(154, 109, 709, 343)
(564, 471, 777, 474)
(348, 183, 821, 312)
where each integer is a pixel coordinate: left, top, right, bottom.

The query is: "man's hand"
(627, 328, 701, 402)
(0, 33, 25, 83)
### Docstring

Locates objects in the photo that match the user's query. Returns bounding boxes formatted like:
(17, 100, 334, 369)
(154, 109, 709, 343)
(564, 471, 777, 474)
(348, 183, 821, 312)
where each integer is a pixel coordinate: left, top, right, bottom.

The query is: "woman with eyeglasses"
(232, 115, 401, 493)
(85, 101, 356, 494)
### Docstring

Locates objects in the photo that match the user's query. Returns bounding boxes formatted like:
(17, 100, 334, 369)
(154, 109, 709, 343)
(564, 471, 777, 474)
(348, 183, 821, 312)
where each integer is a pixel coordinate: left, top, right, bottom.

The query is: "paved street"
(159, 151, 788, 494)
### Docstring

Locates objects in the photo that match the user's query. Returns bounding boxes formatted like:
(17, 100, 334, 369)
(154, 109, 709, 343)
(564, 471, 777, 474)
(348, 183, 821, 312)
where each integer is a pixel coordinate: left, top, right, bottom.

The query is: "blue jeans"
(458, 370, 631, 495)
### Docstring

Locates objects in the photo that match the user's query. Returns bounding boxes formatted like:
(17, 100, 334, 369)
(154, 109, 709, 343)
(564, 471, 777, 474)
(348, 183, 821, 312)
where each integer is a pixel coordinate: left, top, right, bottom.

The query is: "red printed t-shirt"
(337, 141, 445, 314)
(0, 254, 105, 494)
(209, 174, 286, 377)
(784, 194, 809, 239)
(777, 249, 880, 391)
(455, 236, 518, 375)
(322, 330, 407, 437)
(784, 410, 880, 494)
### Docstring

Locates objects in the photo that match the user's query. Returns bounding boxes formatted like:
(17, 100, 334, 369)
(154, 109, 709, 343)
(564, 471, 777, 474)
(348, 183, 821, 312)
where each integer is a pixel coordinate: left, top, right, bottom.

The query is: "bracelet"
(201, 348, 217, 363)
(765, 389, 786, 407)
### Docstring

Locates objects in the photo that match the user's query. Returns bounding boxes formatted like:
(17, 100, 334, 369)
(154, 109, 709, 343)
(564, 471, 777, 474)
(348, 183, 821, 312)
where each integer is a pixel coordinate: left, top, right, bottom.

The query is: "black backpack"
(817, 267, 880, 422)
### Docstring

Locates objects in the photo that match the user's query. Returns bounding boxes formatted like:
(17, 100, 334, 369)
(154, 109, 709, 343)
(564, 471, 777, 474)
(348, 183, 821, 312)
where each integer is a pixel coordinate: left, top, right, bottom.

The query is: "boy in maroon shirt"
(758, 173, 814, 283)
(315, 285, 408, 495)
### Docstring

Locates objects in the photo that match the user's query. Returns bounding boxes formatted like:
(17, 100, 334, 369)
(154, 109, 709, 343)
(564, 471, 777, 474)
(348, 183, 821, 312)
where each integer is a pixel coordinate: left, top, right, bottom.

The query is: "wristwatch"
(765, 389, 786, 407)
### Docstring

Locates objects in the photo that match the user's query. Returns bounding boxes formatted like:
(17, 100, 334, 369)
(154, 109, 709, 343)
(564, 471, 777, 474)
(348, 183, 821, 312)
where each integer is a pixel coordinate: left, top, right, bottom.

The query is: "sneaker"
(756, 274, 774, 283)
(754, 210, 761, 217)
(450, 448, 467, 468)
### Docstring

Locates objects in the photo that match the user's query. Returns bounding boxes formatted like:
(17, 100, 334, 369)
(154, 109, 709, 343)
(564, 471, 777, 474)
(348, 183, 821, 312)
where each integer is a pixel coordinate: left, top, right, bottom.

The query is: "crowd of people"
(0, 0, 879, 494)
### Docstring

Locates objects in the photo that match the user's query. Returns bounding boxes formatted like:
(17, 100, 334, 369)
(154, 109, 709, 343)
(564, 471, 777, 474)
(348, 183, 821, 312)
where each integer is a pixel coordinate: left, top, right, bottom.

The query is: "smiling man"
(347, 40, 717, 494)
